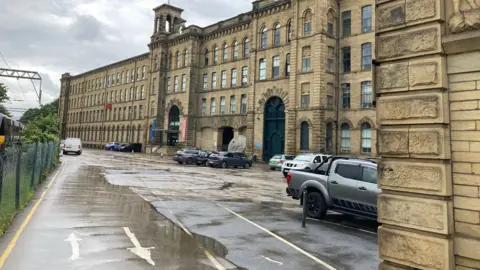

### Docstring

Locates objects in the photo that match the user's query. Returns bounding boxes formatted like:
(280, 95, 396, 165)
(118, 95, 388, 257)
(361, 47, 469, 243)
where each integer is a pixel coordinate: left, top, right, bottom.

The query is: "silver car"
(281, 153, 330, 177)
(269, 154, 295, 170)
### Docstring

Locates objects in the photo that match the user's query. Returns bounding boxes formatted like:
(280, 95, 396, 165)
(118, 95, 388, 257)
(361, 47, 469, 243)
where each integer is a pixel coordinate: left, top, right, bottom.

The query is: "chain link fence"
(0, 141, 59, 234)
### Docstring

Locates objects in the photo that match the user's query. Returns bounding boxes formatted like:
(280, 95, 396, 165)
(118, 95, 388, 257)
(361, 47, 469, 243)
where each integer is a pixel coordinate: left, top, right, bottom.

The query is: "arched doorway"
(168, 106, 180, 146)
(221, 127, 234, 151)
(263, 96, 285, 161)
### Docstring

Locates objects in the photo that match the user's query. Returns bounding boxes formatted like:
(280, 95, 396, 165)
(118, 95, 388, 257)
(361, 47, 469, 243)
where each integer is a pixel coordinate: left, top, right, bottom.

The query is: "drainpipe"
(334, 0, 341, 155)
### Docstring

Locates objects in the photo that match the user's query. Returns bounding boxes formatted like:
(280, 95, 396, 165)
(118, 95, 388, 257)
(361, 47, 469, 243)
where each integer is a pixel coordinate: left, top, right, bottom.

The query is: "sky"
(0, 0, 252, 119)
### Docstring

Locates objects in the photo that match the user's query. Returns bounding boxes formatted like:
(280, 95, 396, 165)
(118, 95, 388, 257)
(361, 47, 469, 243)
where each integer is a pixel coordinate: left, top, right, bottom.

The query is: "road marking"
(261, 255, 283, 265)
(65, 232, 82, 260)
(306, 218, 378, 235)
(217, 203, 338, 270)
(0, 161, 65, 269)
(123, 227, 155, 266)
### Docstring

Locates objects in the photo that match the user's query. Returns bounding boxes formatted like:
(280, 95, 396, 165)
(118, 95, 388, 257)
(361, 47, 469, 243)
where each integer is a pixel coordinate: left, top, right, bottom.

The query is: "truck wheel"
(305, 192, 327, 219)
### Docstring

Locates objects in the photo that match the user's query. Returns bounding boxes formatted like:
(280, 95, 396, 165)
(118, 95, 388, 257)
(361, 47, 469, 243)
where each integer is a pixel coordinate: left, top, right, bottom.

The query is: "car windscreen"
(272, 155, 282, 159)
(294, 155, 312, 162)
(284, 155, 295, 160)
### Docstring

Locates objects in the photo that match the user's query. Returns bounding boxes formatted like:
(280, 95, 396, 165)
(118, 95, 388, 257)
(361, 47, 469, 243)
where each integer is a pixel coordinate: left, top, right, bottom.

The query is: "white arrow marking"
(123, 227, 155, 265)
(64, 232, 82, 261)
(261, 255, 283, 265)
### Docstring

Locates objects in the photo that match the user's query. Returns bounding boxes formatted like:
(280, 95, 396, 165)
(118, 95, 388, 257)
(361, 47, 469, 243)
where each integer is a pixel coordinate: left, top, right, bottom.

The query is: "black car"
(196, 151, 215, 166)
(207, 152, 252, 169)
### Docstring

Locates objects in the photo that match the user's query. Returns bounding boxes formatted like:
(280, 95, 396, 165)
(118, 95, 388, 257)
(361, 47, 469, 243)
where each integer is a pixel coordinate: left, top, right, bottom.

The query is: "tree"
(0, 104, 12, 117)
(22, 114, 59, 143)
(0, 83, 10, 103)
(19, 98, 59, 124)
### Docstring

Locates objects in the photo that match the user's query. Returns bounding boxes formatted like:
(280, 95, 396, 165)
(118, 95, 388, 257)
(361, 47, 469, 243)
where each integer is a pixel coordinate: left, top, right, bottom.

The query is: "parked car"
(173, 148, 200, 162)
(281, 153, 330, 177)
(207, 152, 251, 169)
(113, 143, 126, 151)
(121, 143, 142, 152)
(176, 149, 201, 164)
(63, 138, 82, 155)
(269, 154, 295, 170)
(105, 142, 119, 150)
(196, 151, 215, 166)
(286, 156, 379, 220)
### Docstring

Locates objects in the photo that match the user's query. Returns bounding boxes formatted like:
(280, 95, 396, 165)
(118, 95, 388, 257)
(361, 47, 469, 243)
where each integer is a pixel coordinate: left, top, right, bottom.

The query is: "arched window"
(168, 106, 180, 146)
(300, 121, 310, 150)
(213, 46, 218, 64)
(273, 23, 281, 45)
(261, 27, 268, 48)
(340, 123, 350, 153)
(243, 38, 249, 57)
(287, 20, 292, 42)
(233, 41, 239, 59)
(176, 51, 180, 68)
(361, 123, 372, 153)
(326, 123, 333, 153)
(204, 49, 209, 66)
(304, 10, 312, 36)
(327, 10, 335, 36)
(184, 49, 188, 67)
(222, 43, 228, 63)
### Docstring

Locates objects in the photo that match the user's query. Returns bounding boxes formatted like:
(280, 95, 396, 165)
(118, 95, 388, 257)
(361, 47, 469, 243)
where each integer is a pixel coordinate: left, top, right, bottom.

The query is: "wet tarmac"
(0, 149, 380, 270)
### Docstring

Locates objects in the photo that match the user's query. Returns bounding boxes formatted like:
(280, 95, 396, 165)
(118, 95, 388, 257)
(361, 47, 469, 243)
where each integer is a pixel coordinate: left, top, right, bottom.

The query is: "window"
(361, 81, 373, 108)
(174, 76, 178, 92)
(123, 107, 126, 120)
(342, 11, 351, 37)
(184, 49, 188, 67)
(222, 43, 228, 63)
(243, 38, 249, 57)
(273, 24, 281, 45)
(326, 123, 333, 152)
(340, 124, 351, 152)
(167, 77, 171, 92)
(131, 69, 135, 81)
(136, 68, 139, 81)
(139, 105, 143, 119)
(272, 56, 280, 79)
(126, 70, 130, 83)
(342, 83, 350, 109)
(231, 69, 237, 87)
(203, 73, 208, 89)
(123, 90, 126, 101)
(142, 66, 146, 79)
(327, 95, 333, 109)
(304, 10, 312, 36)
(285, 54, 290, 76)
(221, 70, 227, 88)
(141, 85, 145, 99)
(154, 56, 158, 71)
(108, 76, 111, 87)
(242, 67, 248, 87)
(327, 59, 334, 72)
(212, 72, 217, 89)
(362, 43, 372, 70)
(302, 46, 311, 72)
(328, 23, 334, 36)
(300, 121, 309, 150)
(133, 106, 137, 120)
(176, 51, 180, 68)
(233, 41, 239, 59)
(152, 78, 157, 95)
(261, 27, 267, 48)
(210, 98, 216, 115)
(362, 167, 376, 183)
(128, 106, 132, 120)
(220, 96, 226, 115)
(213, 46, 218, 64)
(204, 49, 209, 66)
(201, 98, 206, 116)
(362, 5, 372, 33)
(169, 54, 173, 70)
(342, 47, 351, 72)
(301, 94, 310, 108)
(361, 122, 372, 153)
(335, 163, 361, 180)
(135, 86, 139, 100)
(230, 95, 236, 114)
(150, 101, 155, 117)
(259, 58, 266, 80)
(287, 21, 292, 42)
(240, 94, 247, 114)
(181, 74, 186, 92)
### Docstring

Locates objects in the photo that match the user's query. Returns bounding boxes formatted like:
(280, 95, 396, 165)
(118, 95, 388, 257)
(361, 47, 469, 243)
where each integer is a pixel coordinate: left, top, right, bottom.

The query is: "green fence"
(0, 141, 59, 235)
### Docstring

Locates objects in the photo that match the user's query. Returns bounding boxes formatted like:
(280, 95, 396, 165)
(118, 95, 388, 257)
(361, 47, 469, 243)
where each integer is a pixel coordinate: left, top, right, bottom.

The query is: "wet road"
(0, 149, 380, 270)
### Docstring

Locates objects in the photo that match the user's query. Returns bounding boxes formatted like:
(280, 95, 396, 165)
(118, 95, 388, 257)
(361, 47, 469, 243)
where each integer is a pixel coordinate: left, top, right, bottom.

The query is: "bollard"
(302, 190, 308, 228)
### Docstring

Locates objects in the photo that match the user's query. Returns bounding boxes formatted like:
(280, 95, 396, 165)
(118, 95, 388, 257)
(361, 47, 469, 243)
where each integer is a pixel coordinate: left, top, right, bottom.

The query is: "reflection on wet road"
(0, 150, 380, 270)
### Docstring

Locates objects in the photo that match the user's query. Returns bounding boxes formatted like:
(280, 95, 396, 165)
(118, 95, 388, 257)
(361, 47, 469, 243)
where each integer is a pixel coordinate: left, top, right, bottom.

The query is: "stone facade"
(57, 0, 376, 160)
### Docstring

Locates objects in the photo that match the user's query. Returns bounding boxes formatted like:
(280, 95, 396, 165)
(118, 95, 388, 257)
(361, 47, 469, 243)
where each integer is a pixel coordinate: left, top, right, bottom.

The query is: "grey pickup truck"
(286, 156, 379, 220)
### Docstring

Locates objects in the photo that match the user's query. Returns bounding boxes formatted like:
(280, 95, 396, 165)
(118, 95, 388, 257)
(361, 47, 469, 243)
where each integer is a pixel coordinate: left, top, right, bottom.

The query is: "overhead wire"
(0, 51, 27, 102)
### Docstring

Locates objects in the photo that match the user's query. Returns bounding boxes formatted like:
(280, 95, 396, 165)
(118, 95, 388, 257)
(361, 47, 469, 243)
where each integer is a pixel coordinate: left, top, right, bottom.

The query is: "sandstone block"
(452, 110, 480, 120)
(450, 101, 478, 111)
(405, 0, 438, 23)
(472, 164, 480, 174)
(470, 142, 480, 152)
(456, 256, 480, 269)
(409, 62, 438, 88)
(451, 121, 476, 131)
(456, 222, 480, 238)
(447, 51, 480, 74)
(455, 209, 480, 224)
(378, 226, 453, 269)
(378, 194, 452, 234)
(454, 152, 480, 163)
(454, 197, 480, 211)
(454, 185, 479, 198)
(409, 127, 450, 159)
(377, 63, 409, 92)
(378, 160, 451, 195)
(452, 142, 469, 152)
(449, 72, 480, 83)
(457, 266, 477, 270)
(453, 162, 472, 174)
(450, 90, 480, 101)
(455, 236, 480, 260)
(450, 81, 477, 91)
(377, 2, 405, 30)
(451, 131, 480, 141)
(454, 173, 480, 186)
(378, 129, 409, 156)
(379, 261, 414, 270)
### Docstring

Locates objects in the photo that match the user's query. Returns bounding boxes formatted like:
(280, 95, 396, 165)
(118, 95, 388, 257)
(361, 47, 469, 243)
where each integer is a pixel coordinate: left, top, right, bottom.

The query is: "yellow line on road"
(216, 203, 338, 270)
(0, 161, 65, 269)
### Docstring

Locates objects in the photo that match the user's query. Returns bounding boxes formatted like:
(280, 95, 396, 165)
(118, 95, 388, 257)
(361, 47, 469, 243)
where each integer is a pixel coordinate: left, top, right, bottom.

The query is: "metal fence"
(0, 141, 59, 234)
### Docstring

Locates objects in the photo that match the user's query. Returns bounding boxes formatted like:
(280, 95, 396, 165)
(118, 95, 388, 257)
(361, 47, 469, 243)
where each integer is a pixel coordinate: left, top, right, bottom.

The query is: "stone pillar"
(375, 1, 454, 269)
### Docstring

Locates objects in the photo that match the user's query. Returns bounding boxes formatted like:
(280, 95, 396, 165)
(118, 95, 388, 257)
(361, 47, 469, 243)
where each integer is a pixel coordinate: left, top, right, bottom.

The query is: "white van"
(63, 138, 82, 155)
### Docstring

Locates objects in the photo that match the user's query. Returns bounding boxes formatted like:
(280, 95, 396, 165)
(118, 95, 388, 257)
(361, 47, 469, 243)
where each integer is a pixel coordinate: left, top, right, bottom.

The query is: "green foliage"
(0, 104, 11, 117)
(22, 114, 59, 144)
(19, 98, 58, 124)
(0, 83, 10, 104)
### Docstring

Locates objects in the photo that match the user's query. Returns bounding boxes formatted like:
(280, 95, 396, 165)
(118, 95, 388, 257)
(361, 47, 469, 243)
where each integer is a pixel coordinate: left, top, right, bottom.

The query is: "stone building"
(58, 0, 377, 160)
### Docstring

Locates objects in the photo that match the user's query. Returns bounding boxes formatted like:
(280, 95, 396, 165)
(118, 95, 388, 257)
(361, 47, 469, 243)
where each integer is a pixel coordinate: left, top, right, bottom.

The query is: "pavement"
(0, 149, 380, 270)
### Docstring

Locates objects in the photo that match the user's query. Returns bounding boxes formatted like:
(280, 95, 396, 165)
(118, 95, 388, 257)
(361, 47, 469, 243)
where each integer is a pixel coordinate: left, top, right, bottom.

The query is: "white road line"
(64, 232, 81, 261)
(306, 218, 378, 235)
(261, 255, 283, 265)
(123, 227, 155, 266)
(216, 203, 338, 270)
